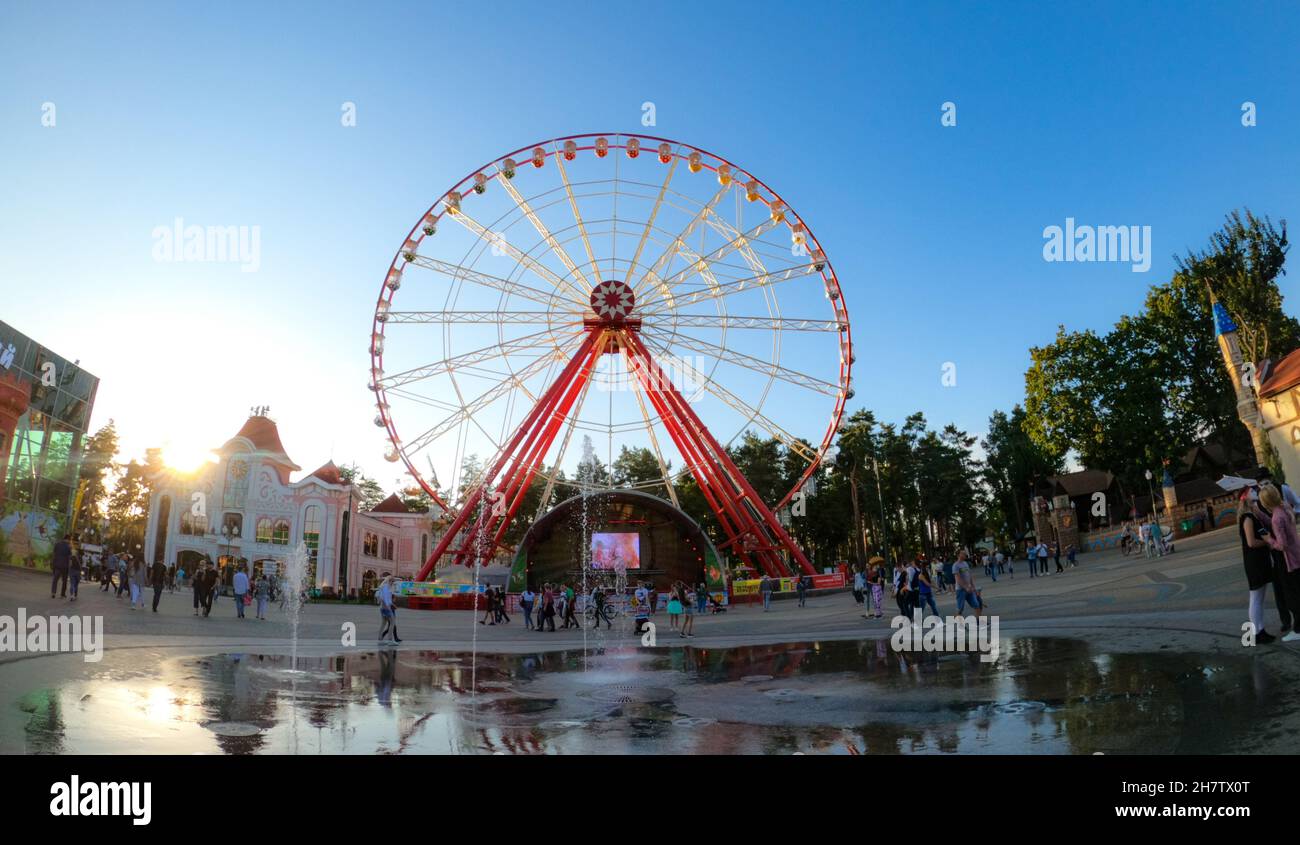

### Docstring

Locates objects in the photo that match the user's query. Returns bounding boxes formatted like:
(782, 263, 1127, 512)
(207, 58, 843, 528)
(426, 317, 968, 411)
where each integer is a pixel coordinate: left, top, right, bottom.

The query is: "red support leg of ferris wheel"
(450, 331, 606, 568)
(624, 332, 815, 577)
(416, 331, 601, 580)
(626, 351, 769, 574)
(627, 353, 783, 576)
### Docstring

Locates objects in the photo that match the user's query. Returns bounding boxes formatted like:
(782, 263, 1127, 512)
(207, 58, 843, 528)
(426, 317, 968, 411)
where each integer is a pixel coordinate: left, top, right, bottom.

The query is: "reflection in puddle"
(4, 637, 1281, 754)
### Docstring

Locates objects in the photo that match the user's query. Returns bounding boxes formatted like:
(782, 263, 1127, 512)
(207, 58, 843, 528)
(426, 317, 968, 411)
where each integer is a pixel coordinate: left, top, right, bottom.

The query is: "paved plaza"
(0, 525, 1283, 659)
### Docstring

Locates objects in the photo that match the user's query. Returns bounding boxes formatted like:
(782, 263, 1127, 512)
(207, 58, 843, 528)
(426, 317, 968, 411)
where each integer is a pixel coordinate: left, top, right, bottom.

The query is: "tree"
(338, 463, 386, 511)
(1176, 209, 1296, 365)
(612, 445, 670, 500)
(75, 420, 119, 530)
(981, 406, 1063, 539)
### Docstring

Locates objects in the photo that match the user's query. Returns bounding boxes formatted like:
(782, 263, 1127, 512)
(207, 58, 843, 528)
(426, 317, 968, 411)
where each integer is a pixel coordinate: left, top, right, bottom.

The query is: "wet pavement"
(3, 636, 1288, 754)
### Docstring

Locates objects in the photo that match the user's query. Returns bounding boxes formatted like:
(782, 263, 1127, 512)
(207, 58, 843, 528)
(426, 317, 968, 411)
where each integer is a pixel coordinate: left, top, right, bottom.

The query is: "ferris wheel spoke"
(437, 209, 589, 306)
(639, 335, 821, 466)
(384, 310, 583, 325)
(638, 261, 823, 313)
(701, 206, 766, 276)
(551, 149, 602, 290)
(399, 350, 567, 458)
(530, 359, 600, 521)
(621, 153, 679, 288)
(639, 219, 782, 311)
(631, 183, 731, 300)
(641, 326, 841, 397)
(380, 327, 578, 389)
(618, 342, 681, 508)
(645, 314, 844, 332)
(496, 166, 596, 299)
(406, 255, 563, 309)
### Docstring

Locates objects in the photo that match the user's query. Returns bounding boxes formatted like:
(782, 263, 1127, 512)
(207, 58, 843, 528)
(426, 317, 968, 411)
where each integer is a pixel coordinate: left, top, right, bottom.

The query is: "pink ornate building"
(143, 411, 449, 597)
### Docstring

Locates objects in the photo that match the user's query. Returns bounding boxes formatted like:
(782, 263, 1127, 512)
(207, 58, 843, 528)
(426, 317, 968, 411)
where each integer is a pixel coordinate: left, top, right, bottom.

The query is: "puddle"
(1, 637, 1287, 754)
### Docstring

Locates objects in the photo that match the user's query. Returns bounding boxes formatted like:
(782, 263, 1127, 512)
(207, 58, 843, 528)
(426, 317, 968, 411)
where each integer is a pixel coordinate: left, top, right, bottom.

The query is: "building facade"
(144, 411, 451, 597)
(0, 321, 99, 571)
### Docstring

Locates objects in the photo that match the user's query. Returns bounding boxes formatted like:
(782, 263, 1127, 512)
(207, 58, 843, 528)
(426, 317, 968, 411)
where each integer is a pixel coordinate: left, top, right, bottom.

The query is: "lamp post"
(1144, 469, 1160, 533)
(217, 522, 240, 595)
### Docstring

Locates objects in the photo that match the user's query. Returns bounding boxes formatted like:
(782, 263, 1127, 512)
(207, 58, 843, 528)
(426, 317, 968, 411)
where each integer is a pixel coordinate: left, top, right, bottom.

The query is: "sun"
(161, 444, 216, 474)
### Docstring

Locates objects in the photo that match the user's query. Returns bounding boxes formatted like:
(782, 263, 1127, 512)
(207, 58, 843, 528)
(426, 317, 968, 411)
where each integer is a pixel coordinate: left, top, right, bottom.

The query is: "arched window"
(180, 512, 210, 536)
(302, 505, 321, 587)
(256, 517, 273, 543)
(364, 532, 378, 557)
(272, 519, 290, 545)
(383, 538, 394, 560)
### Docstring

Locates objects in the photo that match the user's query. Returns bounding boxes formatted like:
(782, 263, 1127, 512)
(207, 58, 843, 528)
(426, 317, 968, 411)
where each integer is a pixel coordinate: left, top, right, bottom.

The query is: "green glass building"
(0, 320, 99, 570)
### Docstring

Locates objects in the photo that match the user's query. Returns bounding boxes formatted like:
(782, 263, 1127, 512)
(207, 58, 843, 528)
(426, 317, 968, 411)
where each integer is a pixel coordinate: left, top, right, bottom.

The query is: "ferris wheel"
(368, 133, 853, 579)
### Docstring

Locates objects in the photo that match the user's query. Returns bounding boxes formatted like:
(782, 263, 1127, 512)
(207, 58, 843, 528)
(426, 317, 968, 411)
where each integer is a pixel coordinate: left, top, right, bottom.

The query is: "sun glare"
(162, 445, 216, 474)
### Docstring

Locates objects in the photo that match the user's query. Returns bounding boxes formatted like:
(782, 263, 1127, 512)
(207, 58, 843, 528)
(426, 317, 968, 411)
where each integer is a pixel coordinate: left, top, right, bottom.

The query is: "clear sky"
(2, 0, 1298, 491)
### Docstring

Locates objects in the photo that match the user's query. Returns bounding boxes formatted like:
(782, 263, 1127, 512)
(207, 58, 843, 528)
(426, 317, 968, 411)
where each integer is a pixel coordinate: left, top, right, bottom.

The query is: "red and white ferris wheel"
(368, 133, 853, 580)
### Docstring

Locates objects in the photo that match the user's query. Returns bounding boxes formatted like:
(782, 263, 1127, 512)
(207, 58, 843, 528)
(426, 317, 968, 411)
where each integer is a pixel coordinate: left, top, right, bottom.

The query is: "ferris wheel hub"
(589, 279, 636, 323)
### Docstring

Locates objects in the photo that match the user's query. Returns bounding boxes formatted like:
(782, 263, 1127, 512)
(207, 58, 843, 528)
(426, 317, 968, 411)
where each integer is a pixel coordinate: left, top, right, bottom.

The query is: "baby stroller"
(709, 595, 727, 614)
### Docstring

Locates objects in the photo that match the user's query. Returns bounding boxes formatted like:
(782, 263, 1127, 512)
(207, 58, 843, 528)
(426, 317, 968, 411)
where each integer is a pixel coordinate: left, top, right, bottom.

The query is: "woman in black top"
(1239, 489, 1277, 644)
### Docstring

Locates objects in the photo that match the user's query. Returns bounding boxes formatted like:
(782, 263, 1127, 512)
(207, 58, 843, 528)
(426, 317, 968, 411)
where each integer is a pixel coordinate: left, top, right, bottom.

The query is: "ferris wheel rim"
(369, 132, 853, 518)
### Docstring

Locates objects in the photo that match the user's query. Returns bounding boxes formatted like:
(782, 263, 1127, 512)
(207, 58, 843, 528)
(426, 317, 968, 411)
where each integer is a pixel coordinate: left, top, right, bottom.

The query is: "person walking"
(50, 534, 72, 599)
(696, 582, 708, 614)
(101, 550, 116, 592)
(479, 588, 498, 626)
(679, 582, 696, 638)
(564, 583, 580, 629)
(129, 556, 147, 609)
(116, 553, 130, 598)
(254, 573, 270, 620)
(193, 564, 206, 616)
(952, 551, 983, 619)
(892, 562, 911, 617)
(985, 551, 998, 582)
(867, 557, 885, 618)
(853, 566, 866, 610)
(520, 587, 536, 630)
(591, 586, 612, 630)
(1239, 487, 1278, 644)
(538, 584, 556, 633)
(759, 574, 774, 611)
(377, 575, 401, 643)
(201, 566, 216, 617)
(796, 574, 809, 608)
(232, 565, 249, 619)
(69, 549, 82, 601)
(1053, 542, 1063, 574)
(916, 562, 940, 619)
(1066, 544, 1077, 568)
(150, 557, 166, 612)
(1036, 541, 1050, 575)
(495, 587, 511, 624)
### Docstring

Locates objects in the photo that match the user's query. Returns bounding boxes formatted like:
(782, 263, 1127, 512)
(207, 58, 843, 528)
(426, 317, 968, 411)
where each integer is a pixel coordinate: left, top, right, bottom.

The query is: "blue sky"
(2, 0, 1297, 489)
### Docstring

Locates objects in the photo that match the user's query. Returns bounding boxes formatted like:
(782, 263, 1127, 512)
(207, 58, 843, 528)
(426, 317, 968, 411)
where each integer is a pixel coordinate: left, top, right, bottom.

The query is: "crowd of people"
(1118, 519, 1173, 558)
(845, 550, 991, 622)
(45, 541, 293, 623)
